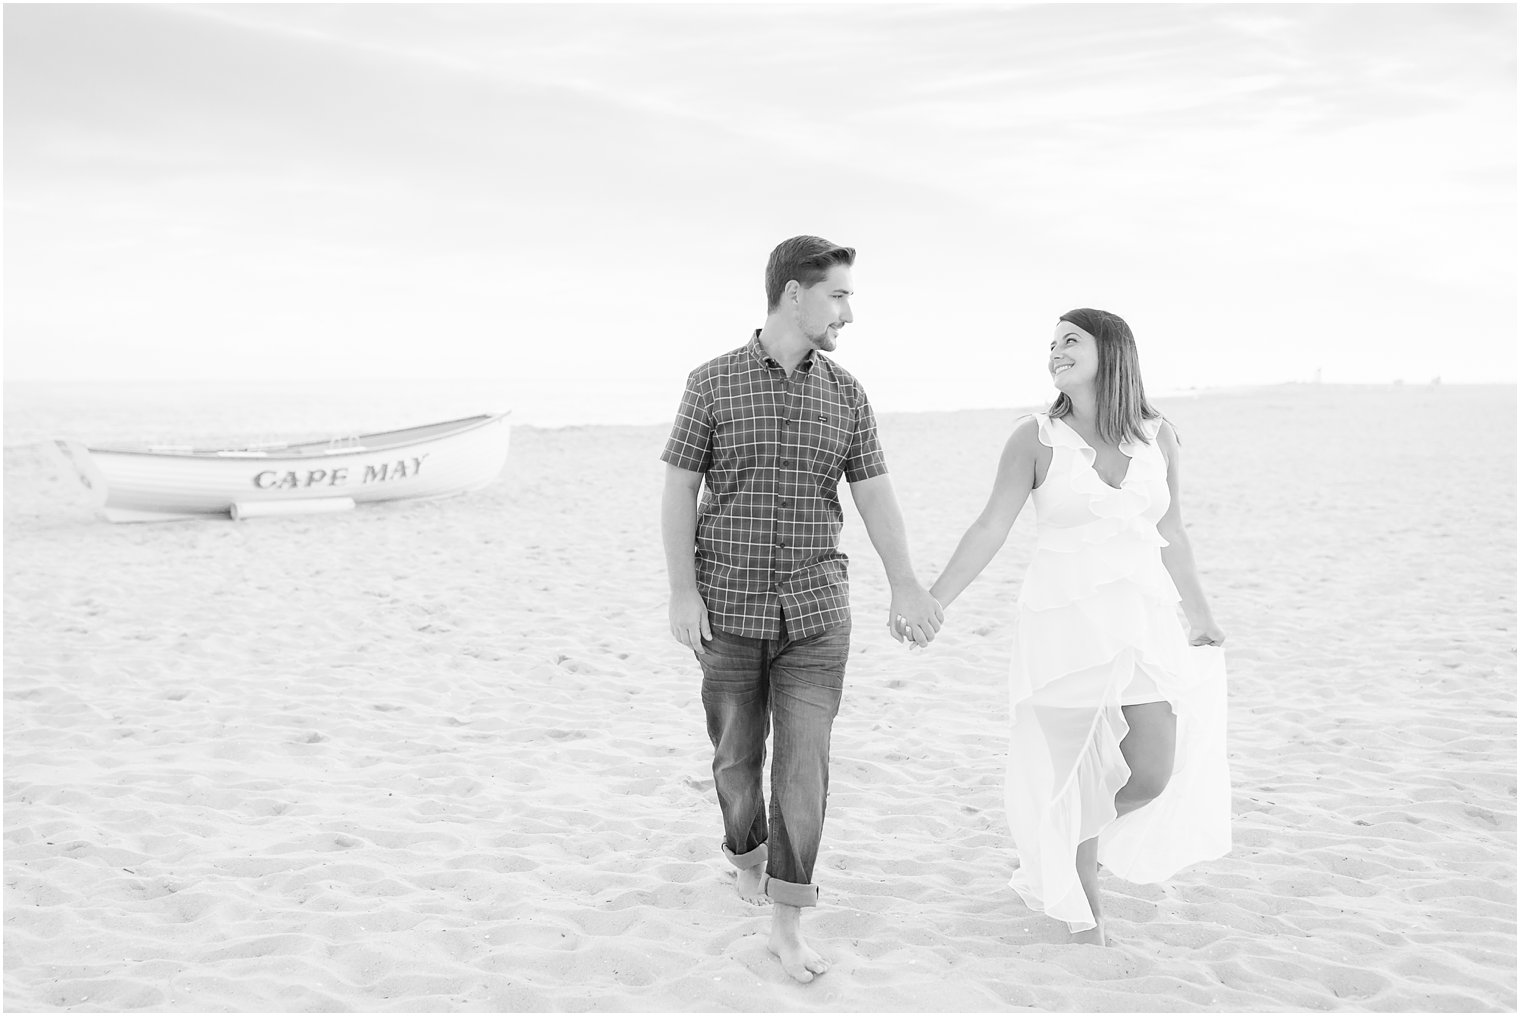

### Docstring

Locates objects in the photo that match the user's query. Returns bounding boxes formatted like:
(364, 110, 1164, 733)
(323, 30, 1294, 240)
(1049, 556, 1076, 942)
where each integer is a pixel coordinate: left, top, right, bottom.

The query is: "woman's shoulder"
(1150, 416, 1180, 465)
(1010, 412, 1045, 445)
(1004, 413, 1056, 462)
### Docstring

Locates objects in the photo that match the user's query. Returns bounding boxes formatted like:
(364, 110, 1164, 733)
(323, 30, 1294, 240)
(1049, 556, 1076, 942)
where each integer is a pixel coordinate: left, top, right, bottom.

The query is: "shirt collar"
(747, 330, 816, 373)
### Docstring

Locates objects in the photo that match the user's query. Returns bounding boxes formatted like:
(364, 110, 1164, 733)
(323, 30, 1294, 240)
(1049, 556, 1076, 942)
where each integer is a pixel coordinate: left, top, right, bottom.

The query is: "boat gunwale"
(84, 412, 510, 459)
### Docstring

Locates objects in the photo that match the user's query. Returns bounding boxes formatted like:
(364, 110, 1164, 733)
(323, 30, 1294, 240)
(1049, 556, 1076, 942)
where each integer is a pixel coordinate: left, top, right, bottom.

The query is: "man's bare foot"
(1068, 920, 1107, 946)
(767, 903, 829, 983)
(736, 865, 769, 906)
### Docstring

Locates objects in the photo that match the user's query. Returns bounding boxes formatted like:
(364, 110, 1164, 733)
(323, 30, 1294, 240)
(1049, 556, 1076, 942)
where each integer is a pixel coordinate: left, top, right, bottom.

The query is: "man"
(660, 235, 943, 983)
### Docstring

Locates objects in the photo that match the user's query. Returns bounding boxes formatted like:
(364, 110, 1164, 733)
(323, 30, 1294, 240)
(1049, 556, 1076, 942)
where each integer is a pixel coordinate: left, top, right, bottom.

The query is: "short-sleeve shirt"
(661, 331, 888, 640)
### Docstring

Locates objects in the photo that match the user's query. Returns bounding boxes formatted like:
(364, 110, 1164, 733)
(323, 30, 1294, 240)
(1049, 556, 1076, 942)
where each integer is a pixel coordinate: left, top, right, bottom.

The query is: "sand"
(4, 383, 1515, 1012)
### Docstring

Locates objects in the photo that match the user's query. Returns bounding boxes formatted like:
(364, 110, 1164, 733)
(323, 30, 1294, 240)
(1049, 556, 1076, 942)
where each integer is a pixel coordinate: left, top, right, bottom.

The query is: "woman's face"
(1049, 320, 1099, 391)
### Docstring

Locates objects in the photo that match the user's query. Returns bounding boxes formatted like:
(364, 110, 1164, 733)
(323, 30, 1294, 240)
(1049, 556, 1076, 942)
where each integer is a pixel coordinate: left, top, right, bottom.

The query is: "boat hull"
(57, 413, 512, 523)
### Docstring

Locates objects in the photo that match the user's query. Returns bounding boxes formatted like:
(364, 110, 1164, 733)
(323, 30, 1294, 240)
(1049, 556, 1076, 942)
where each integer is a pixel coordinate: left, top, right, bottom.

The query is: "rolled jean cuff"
(722, 841, 767, 871)
(763, 875, 820, 908)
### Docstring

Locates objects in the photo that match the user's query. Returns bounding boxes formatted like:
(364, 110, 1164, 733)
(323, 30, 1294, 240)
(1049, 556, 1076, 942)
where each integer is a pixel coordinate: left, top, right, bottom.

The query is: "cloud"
(3, 3, 1512, 393)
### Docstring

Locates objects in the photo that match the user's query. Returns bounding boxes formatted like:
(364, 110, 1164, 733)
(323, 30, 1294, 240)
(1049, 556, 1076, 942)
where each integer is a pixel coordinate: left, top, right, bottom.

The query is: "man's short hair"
(765, 236, 856, 312)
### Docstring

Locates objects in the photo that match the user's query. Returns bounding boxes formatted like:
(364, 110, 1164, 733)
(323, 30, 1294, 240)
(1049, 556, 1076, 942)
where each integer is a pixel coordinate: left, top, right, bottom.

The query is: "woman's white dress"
(1006, 413, 1230, 931)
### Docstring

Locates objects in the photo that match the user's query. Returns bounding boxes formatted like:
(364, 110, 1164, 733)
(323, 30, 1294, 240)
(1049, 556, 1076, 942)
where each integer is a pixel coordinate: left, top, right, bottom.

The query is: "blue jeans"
(696, 617, 850, 908)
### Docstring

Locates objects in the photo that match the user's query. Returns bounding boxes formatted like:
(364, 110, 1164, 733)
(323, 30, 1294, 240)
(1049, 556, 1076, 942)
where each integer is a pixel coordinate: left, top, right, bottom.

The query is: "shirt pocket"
(805, 406, 853, 475)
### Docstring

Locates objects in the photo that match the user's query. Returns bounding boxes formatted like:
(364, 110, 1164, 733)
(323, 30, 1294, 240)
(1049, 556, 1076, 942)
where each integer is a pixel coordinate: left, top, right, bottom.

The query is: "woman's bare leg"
(1070, 836, 1106, 945)
(1116, 701, 1176, 816)
(1068, 701, 1177, 945)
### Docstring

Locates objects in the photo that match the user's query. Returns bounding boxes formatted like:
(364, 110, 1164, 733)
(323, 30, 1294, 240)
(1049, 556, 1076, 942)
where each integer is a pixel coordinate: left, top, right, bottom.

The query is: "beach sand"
(4, 383, 1515, 1012)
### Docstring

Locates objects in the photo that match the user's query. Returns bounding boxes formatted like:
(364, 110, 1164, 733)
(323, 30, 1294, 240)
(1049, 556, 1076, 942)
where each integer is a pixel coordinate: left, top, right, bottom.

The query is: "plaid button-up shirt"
(662, 331, 888, 640)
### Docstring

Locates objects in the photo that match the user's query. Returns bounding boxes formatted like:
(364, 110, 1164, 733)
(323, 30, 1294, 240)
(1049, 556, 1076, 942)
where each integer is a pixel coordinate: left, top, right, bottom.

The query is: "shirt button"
(780, 499, 790, 508)
(781, 459, 791, 467)
(776, 540, 786, 549)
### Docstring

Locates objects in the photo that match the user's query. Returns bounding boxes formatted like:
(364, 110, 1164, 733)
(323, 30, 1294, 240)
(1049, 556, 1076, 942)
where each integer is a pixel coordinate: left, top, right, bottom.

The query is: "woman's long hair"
(1048, 308, 1161, 445)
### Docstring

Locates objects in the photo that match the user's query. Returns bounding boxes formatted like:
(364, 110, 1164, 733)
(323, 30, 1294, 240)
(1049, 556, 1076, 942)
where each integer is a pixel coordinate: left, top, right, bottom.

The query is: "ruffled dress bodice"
(1012, 414, 1183, 700)
(1003, 412, 1230, 931)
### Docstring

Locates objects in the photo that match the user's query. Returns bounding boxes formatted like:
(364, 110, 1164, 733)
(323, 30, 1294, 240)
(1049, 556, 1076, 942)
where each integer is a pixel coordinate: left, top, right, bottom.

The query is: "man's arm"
(662, 464, 712, 653)
(849, 472, 943, 647)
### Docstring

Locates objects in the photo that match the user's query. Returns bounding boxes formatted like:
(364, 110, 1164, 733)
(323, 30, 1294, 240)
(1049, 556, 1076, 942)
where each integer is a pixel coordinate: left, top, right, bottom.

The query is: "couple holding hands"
(660, 235, 1230, 983)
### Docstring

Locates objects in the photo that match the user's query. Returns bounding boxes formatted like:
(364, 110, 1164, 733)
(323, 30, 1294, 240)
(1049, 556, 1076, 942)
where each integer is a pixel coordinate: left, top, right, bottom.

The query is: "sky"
(4, 3, 1516, 423)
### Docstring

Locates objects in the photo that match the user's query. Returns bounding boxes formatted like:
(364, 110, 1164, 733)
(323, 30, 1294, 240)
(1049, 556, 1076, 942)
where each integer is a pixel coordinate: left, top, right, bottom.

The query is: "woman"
(929, 309, 1230, 945)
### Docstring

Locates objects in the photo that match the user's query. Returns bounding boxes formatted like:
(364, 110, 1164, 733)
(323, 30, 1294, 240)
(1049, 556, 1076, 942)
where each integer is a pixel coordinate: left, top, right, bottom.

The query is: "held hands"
(669, 588, 712, 654)
(888, 583, 944, 649)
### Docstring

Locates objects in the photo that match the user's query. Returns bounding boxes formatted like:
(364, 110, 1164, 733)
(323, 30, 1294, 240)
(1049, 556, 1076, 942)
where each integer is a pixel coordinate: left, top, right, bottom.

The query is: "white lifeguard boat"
(55, 412, 512, 523)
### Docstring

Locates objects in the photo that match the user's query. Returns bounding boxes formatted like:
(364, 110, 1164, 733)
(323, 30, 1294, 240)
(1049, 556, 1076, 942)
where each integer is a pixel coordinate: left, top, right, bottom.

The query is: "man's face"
(794, 264, 854, 352)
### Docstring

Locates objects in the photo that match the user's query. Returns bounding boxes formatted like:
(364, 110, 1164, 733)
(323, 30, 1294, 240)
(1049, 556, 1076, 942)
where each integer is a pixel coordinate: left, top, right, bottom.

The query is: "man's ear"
(784, 279, 801, 304)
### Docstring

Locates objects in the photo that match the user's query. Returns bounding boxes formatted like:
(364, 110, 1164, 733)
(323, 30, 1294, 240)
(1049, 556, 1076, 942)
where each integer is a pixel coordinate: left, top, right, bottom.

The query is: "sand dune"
(4, 384, 1514, 1011)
